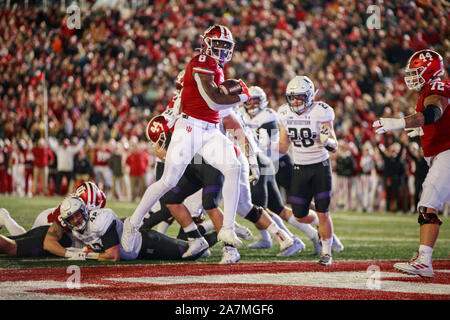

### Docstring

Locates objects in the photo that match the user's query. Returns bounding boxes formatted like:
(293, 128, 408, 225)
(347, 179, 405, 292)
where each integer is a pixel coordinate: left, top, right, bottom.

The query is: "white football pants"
(129, 115, 241, 230)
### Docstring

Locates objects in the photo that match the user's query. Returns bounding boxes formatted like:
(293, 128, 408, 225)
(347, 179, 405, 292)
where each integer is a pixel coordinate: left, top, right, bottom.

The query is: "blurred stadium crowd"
(0, 0, 449, 214)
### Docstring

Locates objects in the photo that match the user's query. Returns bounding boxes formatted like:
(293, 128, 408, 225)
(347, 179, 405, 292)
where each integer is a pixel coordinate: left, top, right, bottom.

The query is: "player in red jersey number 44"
(373, 49, 450, 278)
(122, 25, 251, 257)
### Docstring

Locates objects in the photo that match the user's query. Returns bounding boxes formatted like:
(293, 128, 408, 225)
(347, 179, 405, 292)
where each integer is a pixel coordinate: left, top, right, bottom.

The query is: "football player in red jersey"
(122, 25, 251, 256)
(373, 49, 450, 278)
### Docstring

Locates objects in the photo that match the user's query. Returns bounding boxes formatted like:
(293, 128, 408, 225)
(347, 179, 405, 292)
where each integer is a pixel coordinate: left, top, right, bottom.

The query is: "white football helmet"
(286, 76, 318, 114)
(60, 196, 90, 233)
(245, 86, 268, 116)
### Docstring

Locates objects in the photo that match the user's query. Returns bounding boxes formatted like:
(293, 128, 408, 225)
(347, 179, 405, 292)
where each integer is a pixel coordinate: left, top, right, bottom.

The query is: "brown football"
(219, 79, 242, 95)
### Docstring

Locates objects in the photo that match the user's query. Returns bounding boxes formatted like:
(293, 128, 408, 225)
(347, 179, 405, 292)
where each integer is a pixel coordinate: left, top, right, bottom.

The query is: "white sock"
(183, 222, 197, 233)
(156, 221, 169, 235)
(267, 223, 290, 244)
(270, 214, 294, 237)
(221, 167, 241, 230)
(4, 216, 26, 236)
(321, 237, 333, 255)
(419, 245, 433, 265)
(258, 229, 271, 242)
(199, 219, 214, 233)
(287, 215, 318, 240)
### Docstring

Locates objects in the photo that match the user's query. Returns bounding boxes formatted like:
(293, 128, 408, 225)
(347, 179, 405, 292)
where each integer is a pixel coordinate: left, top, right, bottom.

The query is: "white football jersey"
(239, 107, 282, 162)
(219, 107, 262, 154)
(71, 208, 142, 260)
(278, 102, 335, 165)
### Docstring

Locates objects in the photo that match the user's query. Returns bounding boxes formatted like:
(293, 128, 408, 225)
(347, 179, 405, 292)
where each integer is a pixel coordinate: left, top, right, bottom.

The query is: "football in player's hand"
(219, 79, 242, 95)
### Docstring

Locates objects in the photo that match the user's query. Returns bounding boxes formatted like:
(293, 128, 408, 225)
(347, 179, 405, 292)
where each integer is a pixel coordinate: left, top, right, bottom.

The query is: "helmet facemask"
(202, 38, 234, 66)
(404, 66, 426, 91)
(60, 197, 89, 233)
(287, 94, 310, 114)
(245, 97, 262, 116)
(285, 76, 317, 115)
(152, 132, 167, 154)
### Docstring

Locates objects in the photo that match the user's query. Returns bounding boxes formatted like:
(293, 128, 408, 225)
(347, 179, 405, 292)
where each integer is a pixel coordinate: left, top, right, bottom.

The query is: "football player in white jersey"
(277, 76, 343, 266)
(220, 107, 303, 258)
(240, 86, 323, 254)
(42, 196, 213, 261)
(0, 181, 106, 237)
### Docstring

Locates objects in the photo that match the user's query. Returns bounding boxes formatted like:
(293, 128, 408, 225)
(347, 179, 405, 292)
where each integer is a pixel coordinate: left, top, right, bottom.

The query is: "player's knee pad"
(244, 205, 264, 223)
(418, 206, 442, 226)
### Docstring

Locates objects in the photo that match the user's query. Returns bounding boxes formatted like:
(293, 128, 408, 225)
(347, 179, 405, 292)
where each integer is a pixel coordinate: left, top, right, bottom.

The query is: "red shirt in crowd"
(32, 146, 54, 168)
(126, 151, 149, 177)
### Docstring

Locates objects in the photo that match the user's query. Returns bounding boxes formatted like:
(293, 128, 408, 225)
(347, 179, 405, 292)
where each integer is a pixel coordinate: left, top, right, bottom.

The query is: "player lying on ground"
(0, 180, 106, 239)
(0, 192, 217, 261)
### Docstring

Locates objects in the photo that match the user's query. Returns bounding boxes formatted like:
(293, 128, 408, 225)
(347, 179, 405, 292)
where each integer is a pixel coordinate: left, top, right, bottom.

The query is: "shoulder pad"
(313, 101, 329, 109)
(258, 108, 278, 123)
(277, 104, 290, 116)
(313, 101, 334, 121)
(192, 54, 217, 74)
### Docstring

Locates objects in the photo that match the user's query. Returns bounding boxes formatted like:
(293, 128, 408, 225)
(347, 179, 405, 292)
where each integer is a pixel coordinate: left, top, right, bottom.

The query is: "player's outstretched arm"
(194, 72, 248, 110)
(403, 94, 447, 128)
(373, 94, 447, 134)
(97, 244, 120, 262)
(43, 222, 69, 258)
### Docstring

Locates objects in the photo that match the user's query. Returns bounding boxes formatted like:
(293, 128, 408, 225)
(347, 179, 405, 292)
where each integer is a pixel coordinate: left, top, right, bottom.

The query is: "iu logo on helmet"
(186, 126, 192, 133)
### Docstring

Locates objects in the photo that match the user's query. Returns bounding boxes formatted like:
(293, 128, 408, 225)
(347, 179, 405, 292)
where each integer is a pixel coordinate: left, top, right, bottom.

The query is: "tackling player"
(41, 196, 213, 261)
(0, 181, 106, 237)
(373, 49, 450, 278)
(0, 181, 107, 258)
(240, 86, 323, 255)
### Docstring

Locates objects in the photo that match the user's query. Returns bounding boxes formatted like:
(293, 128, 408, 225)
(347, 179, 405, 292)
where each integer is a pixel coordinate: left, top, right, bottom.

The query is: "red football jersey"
(181, 53, 225, 123)
(93, 148, 111, 166)
(166, 91, 179, 110)
(46, 205, 70, 232)
(416, 79, 450, 157)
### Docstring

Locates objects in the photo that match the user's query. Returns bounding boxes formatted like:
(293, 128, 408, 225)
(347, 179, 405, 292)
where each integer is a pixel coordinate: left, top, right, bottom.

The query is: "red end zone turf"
(1, 260, 449, 300)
